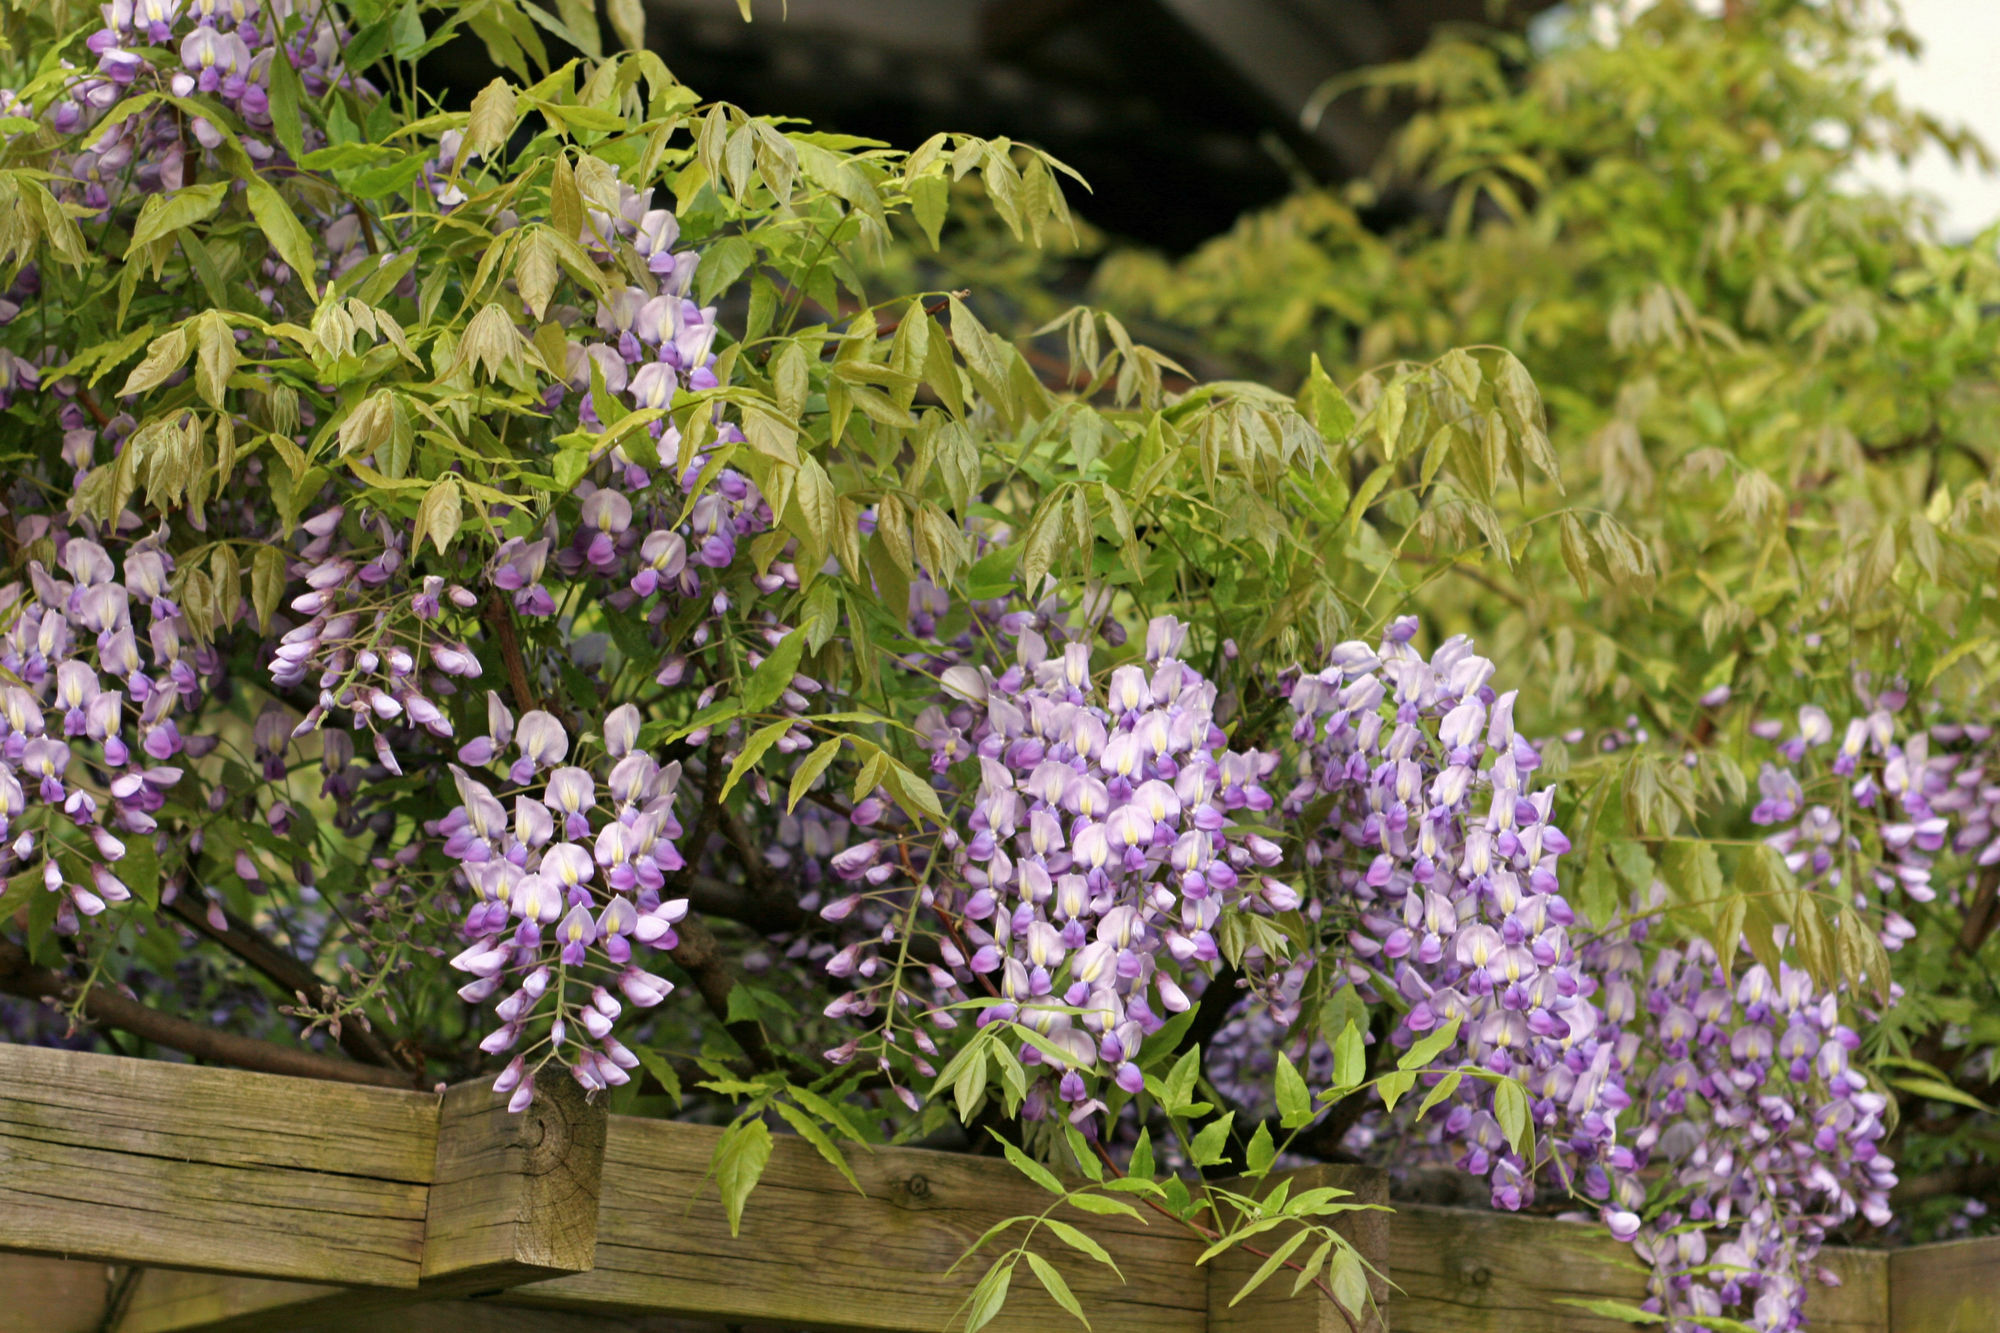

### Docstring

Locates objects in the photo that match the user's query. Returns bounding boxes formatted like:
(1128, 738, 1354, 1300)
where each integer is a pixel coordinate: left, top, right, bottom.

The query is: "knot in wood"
(522, 1077, 586, 1177)
(905, 1173, 931, 1200)
(1452, 1255, 1492, 1290)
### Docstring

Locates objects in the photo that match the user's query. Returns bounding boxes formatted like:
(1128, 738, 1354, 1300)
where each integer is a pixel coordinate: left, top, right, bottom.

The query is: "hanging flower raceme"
(1285, 618, 1622, 1214)
(268, 507, 483, 769)
(1750, 688, 1942, 951)
(873, 615, 1287, 1127)
(438, 701, 690, 1110)
(0, 522, 201, 933)
(1607, 938, 1894, 1333)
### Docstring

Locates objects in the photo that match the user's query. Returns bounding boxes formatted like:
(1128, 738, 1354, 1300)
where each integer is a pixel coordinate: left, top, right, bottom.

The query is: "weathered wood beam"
(512, 1116, 1223, 1332)
(1387, 1203, 1890, 1333)
(1887, 1235, 2000, 1333)
(111, 1076, 608, 1333)
(0, 1044, 437, 1287)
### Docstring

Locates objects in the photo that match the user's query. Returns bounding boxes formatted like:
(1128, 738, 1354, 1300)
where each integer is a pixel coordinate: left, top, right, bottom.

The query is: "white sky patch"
(1839, 0, 2000, 239)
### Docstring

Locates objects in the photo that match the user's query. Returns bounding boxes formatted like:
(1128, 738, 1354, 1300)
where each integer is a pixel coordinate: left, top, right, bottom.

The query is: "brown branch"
(0, 937, 422, 1090)
(719, 807, 787, 906)
(666, 915, 790, 1075)
(164, 895, 413, 1074)
(1957, 865, 2000, 959)
(660, 741, 797, 1077)
(1178, 963, 1244, 1057)
(74, 387, 111, 430)
(482, 591, 540, 714)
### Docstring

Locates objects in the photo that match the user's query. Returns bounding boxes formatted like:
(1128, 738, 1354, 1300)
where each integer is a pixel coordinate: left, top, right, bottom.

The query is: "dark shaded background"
(427, 0, 1553, 252)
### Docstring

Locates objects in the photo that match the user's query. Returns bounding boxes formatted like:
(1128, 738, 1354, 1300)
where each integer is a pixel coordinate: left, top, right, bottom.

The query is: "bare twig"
(164, 895, 413, 1074)
(0, 937, 422, 1090)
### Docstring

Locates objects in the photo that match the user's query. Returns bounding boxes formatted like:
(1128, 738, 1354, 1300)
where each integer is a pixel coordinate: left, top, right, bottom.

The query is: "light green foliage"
(1091, 0, 2000, 1224)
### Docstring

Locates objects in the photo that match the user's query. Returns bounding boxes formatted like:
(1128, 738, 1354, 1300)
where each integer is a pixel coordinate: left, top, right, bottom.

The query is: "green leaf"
(909, 172, 949, 249)
(953, 1045, 988, 1122)
(1332, 1020, 1365, 1089)
(995, 1136, 1066, 1196)
(245, 178, 320, 298)
(266, 44, 308, 164)
(1228, 1228, 1310, 1307)
(1161, 1046, 1201, 1115)
(1888, 1078, 1996, 1114)
(1244, 1121, 1276, 1177)
(630, 1044, 683, 1107)
(962, 1257, 1014, 1333)
(128, 181, 228, 251)
(697, 234, 755, 305)
(1128, 1128, 1155, 1181)
(772, 1100, 863, 1195)
(1064, 1192, 1142, 1219)
(119, 326, 189, 398)
(1493, 1077, 1533, 1159)
(1376, 1069, 1416, 1113)
(464, 76, 519, 160)
(417, 475, 462, 554)
(1025, 1252, 1088, 1329)
(250, 545, 285, 633)
(1291, 1237, 1333, 1297)
(1550, 1298, 1666, 1324)
(1396, 1015, 1463, 1072)
(741, 628, 806, 713)
(720, 719, 792, 802)
(1414, 1067, 1464, 1120)
(1188, 1112, 1235, 1168)
(1044, 1218, 1121, 1277)
(1330, 1246, 1370, 1318)
(1274, 1052, 1313, 1129)
(711, 1118, 774, 1238)
(1063, 1125, 1104, 1183)
(787, 736, 843, 813)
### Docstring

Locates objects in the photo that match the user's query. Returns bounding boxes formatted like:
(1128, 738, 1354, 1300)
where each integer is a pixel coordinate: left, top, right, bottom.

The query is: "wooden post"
(421, 1073, 608, 1289)
(1207, 1165, 1390, 1333)
(0, 1254, 112, 1333)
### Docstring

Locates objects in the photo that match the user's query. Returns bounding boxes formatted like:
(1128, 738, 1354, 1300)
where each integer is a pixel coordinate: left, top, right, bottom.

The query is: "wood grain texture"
(1207, 1166, 1390, 1333)
(0, 1043, 437, 1286)
(0, 1253, 112, 1333)
(1888, 1235, 2000, 1333)
(422, 1074, 608, 1287)
(114, 1074, 608, 1333)
(517, 1116, 1214, 1333)
(1387, 1204, 1889, 1333)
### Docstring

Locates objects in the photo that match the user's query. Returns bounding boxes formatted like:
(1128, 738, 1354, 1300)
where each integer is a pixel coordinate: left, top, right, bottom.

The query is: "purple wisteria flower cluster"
(271, 507, 485, 771)
(1754, 690, 2000, 953)
(439, 700, 690, 1109)
(1284, 617, 1624, 1217)
(46, 0, 368, 227)
(842, 615, 1289, 1125)
(0, 522, 202, 933)
(1609, 937, 1894, 1332)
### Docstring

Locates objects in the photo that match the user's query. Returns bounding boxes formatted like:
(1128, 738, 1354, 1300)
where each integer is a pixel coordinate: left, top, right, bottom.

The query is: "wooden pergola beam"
(8, 1044, 1999, 1332)
(0, 1043, 1383, 1332)
(0, 1044, 440, 1287)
